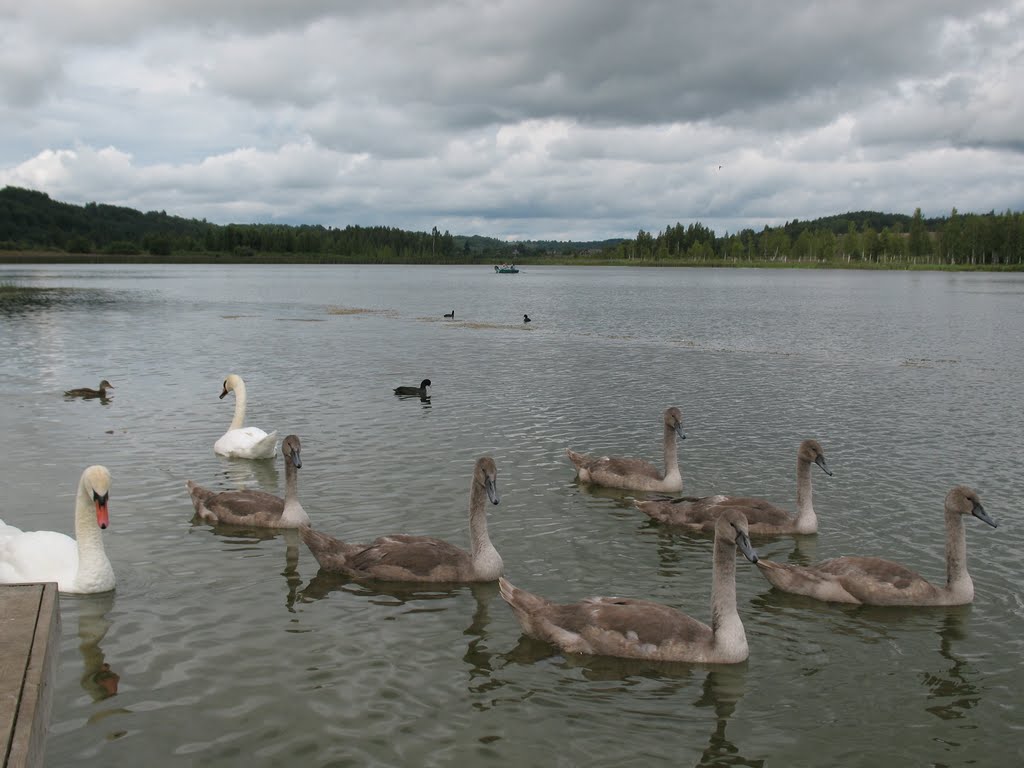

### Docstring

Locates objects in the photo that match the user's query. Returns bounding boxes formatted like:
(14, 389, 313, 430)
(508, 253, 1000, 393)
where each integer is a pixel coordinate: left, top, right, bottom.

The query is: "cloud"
(1, 0, 1023, 240)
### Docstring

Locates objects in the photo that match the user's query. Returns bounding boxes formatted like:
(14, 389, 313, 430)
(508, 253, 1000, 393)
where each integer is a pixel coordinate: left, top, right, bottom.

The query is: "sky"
(2, 1, 1023, 242)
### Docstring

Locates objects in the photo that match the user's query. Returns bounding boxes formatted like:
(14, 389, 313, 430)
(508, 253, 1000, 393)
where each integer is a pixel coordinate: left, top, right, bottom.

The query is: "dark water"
(1, 264, 1021, 767)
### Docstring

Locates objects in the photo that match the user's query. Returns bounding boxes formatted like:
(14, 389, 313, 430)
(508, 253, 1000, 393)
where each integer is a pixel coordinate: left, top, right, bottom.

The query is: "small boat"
(495, 264, 520, 274)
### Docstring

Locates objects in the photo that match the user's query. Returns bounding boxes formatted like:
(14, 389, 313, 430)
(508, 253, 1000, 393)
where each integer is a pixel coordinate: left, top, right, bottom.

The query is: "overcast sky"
(2, 1, 1023, 241)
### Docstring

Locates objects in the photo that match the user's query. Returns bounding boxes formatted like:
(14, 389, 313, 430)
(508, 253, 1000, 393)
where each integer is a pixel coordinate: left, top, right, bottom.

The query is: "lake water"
(1, 263, 1022, 767)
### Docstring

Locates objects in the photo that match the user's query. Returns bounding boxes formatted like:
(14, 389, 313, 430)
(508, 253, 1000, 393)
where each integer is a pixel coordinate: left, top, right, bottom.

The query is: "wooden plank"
(1, 584, 60, 768)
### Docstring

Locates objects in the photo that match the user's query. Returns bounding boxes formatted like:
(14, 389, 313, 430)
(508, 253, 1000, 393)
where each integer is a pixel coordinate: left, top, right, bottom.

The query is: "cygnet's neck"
(662, 422, 681, 483)
(280, 456, 309, 526)
(943, 509, 973, 603)
(468, 477, 501, 579)
(710, 535, 745, 658)
(793, 457, 818, 534)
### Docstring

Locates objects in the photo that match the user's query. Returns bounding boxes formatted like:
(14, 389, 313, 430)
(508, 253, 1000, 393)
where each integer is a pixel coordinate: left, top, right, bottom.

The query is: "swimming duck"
(394, 378, 431, 397)
(65, 379, 114, 398)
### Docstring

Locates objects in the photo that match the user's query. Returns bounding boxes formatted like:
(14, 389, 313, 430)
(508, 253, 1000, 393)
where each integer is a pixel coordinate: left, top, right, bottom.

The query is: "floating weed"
(327, 306, 398, 317)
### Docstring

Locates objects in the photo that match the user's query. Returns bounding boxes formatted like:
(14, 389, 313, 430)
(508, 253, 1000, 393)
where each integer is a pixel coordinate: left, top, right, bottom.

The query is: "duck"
(187, 435, 309, 528)
(498, 508, 758, 663)
(523, 314, 531, 323)
(0, 465, 115, 594)
(756, 485, 996, 606)
(444, 310, 455, 319)
(300, 456, 502, 583)
(393, 378, 431, 398)
(213, 374, 278, 459)
(634, 439, 832, 535)
(64, 379, 114, 398)
(566, 407, 686, 492)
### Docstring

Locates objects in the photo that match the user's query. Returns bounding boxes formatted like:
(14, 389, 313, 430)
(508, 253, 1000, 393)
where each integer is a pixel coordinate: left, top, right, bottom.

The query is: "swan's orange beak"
(95, 495, 110, 529)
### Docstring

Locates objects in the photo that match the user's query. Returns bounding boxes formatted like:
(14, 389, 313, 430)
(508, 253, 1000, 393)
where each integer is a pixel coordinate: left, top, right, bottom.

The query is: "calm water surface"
(1, 264, 1022, 767)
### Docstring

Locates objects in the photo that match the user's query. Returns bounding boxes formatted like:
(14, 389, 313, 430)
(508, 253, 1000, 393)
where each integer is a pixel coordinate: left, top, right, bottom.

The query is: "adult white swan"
(214, 373, 278, 459)
(566, 407, 686, 492)
(498, 508, 758, 663)
(0, 465, 116, 594)
(187, 434, 309, 528)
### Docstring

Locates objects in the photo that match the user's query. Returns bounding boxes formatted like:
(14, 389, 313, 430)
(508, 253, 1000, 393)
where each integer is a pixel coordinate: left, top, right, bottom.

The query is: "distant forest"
(1, 185, 1022, 267)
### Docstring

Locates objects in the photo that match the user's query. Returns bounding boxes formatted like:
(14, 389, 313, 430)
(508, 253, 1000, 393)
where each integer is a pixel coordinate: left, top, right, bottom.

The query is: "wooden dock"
(1, 584, 60, 768)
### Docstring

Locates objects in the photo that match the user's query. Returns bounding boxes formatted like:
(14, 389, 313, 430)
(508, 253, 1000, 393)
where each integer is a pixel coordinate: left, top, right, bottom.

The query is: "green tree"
(908, 207, 928, 260)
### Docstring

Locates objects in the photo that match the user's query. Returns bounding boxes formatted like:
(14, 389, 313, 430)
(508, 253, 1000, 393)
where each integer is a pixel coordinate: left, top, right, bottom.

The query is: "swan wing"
(814, 556, 941, 605)
(214, 428, 278, 459)
(0, 525, 78, 589)
(346, 535, 471, 580)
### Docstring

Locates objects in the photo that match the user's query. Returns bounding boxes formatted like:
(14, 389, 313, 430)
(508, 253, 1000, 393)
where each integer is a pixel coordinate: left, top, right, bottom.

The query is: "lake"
(1, 263, 1022, 767)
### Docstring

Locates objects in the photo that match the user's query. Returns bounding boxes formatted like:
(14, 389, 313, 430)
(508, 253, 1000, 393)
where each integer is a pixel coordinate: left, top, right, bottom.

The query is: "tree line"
(614, 208, 1024, 266)
(2, 185, 1022, 266)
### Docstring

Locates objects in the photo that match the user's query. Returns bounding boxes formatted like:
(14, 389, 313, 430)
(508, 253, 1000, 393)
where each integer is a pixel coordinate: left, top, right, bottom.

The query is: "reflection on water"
(212, 455, 281, 490)
(503, 637, 763, 767)
(63, 393, 113, 406)
(299, 567, 472, 607)
(191, 520, 303, 610)
(72, 593, 121, 702)
(694, 666, 765, 768)
(922, 608, 981, 721)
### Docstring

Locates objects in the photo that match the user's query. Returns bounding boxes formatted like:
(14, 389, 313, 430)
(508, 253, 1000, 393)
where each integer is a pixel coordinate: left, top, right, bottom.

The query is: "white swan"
(0, 465, 115, 594)
(566, 407, 686, 492)
(498, 508, 759, 663)
(300, 456, 502, 582)
(214, 373, 278, 459)
(756, 485, 996, 606)
(187, 435, 309, 528)
(634, 439, 832, 535)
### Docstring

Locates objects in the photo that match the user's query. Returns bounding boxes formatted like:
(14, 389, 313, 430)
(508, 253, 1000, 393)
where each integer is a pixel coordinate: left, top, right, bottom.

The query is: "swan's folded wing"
(588, 456, 662, 480)
(346, 535, 470, 577)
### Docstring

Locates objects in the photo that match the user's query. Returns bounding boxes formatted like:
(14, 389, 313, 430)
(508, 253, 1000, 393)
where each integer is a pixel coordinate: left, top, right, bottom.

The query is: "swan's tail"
(633, 497, 671, 522)
(185, 480, 215, 511)
(633, 496, 701, 523)
(184, 480, 220, 524)
(254, 431, 279, 458)
(299, 524, 360, 572)
(565, 448, 589, 470)
(499, 576, 549, 617)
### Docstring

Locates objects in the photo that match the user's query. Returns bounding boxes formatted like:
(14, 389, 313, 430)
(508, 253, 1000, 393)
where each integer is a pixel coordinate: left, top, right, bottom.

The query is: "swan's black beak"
(675, 423, 686, 441)
(972, 501, 997, 528)
(219, 386, 228, 399)
(486, 477, 499, 505)
(736, 530, 758, 563)
(290, 449, 302, 469)
(815, 455, 833, 476)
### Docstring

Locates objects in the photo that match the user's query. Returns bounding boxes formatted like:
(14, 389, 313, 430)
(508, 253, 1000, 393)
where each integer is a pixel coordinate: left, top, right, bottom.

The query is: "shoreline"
(0, 250, 1020, 272)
